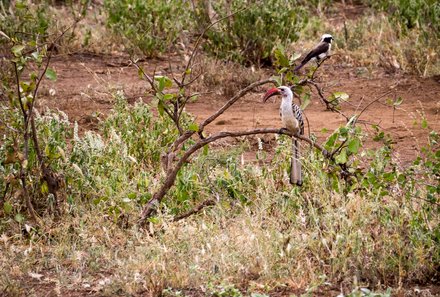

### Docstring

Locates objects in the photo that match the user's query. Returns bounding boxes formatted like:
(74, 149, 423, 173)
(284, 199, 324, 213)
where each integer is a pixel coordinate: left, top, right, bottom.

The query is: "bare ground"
(39, 53, 440, 165)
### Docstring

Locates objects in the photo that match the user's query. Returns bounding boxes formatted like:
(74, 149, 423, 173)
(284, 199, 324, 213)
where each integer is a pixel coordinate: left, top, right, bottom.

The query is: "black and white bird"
(263, 86, 304, 186)
(294, 34, 334, 72)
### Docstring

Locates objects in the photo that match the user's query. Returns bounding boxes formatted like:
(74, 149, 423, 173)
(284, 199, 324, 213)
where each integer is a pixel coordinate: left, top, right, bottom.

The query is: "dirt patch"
(39, 53, 440, 164)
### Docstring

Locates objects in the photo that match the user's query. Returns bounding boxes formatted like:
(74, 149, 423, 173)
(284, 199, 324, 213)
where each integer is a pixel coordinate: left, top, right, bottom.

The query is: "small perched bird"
(263, 86, 304, 186)
(294, 34, 334, 72)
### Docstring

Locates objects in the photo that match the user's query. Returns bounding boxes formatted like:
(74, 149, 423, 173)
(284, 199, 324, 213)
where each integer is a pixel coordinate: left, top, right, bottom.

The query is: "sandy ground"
(39, 53, 439, 165)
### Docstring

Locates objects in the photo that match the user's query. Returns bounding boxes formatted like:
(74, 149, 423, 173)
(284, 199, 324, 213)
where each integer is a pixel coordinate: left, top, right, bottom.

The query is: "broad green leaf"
(325, 132, 338, 150)
(3, 202, 13, 214)
(45, 68, 57, 81)
(163, 93, 174, 101)
(188, 122, 199, 132)
(335, 149, 347, 164)
(331, 92, 349, 101)
(154, 75, 172, 91)
(348, 138, 360, 154)
(203, 144, 209, 156)
(11, 45, 25, 57)
(157, 100, 165, 116)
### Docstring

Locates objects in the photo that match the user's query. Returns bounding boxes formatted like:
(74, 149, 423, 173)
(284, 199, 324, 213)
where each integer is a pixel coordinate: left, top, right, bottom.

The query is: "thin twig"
(13, 63, 27, 122)
(356, 90, 394, 122)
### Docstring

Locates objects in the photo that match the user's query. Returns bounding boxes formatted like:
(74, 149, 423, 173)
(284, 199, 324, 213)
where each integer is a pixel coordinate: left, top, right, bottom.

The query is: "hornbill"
(294, 34, 334, 72)
(263, 86, 304, 186)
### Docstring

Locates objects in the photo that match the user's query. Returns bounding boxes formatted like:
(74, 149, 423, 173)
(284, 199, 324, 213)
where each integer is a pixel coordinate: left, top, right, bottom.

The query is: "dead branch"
(173, 198, 216, 222)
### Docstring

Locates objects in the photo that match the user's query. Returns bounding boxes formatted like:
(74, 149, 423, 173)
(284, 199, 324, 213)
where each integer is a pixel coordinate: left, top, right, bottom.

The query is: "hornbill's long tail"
(290, 138, 302, 186)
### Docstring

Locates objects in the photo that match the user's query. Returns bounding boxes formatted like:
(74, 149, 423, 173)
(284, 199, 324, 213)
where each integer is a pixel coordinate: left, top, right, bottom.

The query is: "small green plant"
(104, 0, 191, 57)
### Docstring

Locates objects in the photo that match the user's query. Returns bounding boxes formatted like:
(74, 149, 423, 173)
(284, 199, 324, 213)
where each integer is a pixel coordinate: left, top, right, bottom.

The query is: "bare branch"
(355, 90, 394, 122)
(198, 78, 277, 133)
(173, 199, 216, 222)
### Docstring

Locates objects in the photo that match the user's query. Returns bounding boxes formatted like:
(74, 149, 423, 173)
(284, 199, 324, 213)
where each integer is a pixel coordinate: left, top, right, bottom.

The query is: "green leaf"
(301, 93, 311, 110)
(188, 122, 199, 132)
(348, 138, 360, 154)
(163, 93, 174, 101)
(11, 45, 25, 57)
(335, 149, 348, 164)
(157, 100, 165, 116)
(41, 181, 49, 194)
(15, 213, 25, 223)
(45, 68, 57, 81)
(271, 75, 282, 87)
(394, 96, 403, 106)
(273, 46, 289, 68)
(137, 67, 144, 79)
(154, 76, 172, 91)
(203, 144, 209, 156)
(3, 202, 13, 214)
(325, 132, 338, 150)
(331, 92, 349, 101)
(31, 51, 40, 61)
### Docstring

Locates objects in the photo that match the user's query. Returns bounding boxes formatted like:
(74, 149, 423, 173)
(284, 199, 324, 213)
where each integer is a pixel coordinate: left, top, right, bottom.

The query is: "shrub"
(198, 0, 308, 65)
(0, 1, 51, 48)
(104, 0, 191, 57)
(368, 0, 440, 36)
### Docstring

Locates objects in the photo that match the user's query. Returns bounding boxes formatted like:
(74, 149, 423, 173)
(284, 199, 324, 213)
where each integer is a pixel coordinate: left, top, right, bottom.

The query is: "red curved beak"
(262, 87, 280, 102)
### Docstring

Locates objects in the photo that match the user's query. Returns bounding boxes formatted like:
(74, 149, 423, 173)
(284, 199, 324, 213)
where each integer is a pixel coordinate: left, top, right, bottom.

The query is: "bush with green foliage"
(197, 0, 308, 65)
(104, 0, 191, 57)
(0, 1, 51, 49)
(368, 0, 440, 36)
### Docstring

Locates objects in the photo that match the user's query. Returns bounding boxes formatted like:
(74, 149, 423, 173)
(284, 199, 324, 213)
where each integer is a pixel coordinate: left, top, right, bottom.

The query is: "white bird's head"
(262, 86, 293, 102)
(321, 34, 334, 43)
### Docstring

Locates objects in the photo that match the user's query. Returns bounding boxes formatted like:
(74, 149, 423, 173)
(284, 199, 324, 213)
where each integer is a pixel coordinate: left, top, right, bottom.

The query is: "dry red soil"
(40, 53, 440, 164)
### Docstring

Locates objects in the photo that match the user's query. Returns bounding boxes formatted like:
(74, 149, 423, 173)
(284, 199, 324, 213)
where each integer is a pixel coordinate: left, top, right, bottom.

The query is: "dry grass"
(1, 149, 438, 296)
